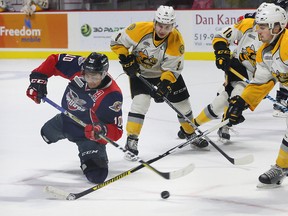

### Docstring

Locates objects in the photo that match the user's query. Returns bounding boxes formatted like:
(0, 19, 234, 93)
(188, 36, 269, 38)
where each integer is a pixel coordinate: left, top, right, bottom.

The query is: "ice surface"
(1, 59, 287, 216)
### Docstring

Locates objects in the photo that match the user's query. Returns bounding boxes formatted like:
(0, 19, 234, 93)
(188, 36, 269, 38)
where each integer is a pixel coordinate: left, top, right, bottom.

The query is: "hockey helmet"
(255, 3, 288, 35)
(82, 52, 109, 80)
(154, 5, 176, 25)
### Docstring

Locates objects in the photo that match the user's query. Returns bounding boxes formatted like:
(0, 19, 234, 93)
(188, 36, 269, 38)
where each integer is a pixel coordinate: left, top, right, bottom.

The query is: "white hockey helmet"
(154, 5, 176, 25)
(255, 3, 288, 35)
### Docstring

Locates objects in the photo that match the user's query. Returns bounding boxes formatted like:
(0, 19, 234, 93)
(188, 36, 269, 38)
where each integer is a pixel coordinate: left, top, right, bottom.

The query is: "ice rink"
(1, 59, 288, 216)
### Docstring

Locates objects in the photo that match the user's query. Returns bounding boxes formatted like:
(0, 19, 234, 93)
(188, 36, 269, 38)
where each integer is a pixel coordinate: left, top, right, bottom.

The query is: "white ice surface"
(1, 59, 288, 216)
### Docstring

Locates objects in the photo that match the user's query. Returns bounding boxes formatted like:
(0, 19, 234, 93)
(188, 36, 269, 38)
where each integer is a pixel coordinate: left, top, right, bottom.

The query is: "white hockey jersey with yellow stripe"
(241, 29, 288, 110)
(213, 18, 262, 77)
(110, 22, 185, 82)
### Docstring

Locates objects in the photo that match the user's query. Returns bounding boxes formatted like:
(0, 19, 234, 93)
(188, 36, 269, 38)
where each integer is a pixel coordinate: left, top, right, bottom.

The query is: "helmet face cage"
(82, 52, 109, 80)
(255, 4, 288, 35)
(154, 5, 176, 25)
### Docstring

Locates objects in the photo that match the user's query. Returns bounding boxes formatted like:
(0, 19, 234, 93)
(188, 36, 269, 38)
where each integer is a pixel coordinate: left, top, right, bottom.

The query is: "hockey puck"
(161, 191, 170, 199)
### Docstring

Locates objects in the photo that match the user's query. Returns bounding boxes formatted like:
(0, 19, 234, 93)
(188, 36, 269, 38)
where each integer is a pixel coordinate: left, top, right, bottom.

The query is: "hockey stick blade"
(44, 186, 71, 200)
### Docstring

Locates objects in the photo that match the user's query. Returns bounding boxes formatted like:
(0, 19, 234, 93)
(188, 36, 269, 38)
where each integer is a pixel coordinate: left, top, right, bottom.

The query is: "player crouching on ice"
(26, 52, 123, 183)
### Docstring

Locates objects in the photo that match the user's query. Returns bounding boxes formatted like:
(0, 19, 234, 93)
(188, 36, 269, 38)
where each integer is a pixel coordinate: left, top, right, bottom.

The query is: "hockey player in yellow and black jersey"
(225, 3, 288, 187)
(111, 5, 208, 161)
(177, 4, 263, 143)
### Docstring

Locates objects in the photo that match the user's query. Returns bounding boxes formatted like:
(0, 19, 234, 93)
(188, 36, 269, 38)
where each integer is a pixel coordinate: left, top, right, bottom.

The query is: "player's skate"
(217, 125, 230, 143)
(179, 127, 209, 149)
(272, 103, 288, 118)
(124, 135, 139, 161)
(257, 165, 288, 188)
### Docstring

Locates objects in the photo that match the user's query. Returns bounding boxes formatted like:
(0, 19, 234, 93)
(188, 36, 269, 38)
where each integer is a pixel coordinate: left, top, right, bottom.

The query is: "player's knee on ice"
(81, 158, 108, 183)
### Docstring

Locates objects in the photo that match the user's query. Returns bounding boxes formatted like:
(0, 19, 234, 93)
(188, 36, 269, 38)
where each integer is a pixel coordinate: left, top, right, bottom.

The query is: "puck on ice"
(161, 191, 170, 199)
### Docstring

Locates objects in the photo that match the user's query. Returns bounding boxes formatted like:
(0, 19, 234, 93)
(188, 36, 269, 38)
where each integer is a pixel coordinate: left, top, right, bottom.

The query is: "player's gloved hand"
(84, 123, 107, 142)
(225, 95, 247, 126)
(214, 48, 231, 73)
(152, 80, 172, 103)
(276, 88, 288, 102)
(119, 54, 140, 78)
(26, 72, 48, 104)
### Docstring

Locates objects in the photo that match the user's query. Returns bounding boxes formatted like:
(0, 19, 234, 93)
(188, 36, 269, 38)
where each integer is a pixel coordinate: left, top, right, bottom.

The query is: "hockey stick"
(229, 67, 288, 112)
(42, 97, 194, 180)
(44, 119, 227, 200)
(136, 73, 254, 165)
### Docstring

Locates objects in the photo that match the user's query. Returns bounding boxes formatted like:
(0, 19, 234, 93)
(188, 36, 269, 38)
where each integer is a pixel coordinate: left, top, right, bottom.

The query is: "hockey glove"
(152, 80, 172, 103)
(84, 123, 107, 142)
(119, 54, 140, 78)
(215, 48, 231, 73)
(276, 88, 288, 102)
(26, 72, 48, 104)
(226, 95, 247, 126)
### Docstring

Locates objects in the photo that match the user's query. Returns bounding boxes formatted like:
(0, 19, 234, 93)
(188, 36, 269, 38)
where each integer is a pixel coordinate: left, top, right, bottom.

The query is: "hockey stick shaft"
(136, 73, 253, 165)
(229, 67, 288, 112)
(45, 119, 226, 200)
(42, 97, 193, 180)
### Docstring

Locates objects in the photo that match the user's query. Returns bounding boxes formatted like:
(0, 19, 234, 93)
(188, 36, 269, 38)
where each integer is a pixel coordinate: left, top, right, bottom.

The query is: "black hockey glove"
(26, 72, 48, 104)
(119, 54, 140, 78)
(225, 95, 247, 126)
(214, 48, 231, 73)
(276, 88, 288, 102)
(152, 80, 172, 103)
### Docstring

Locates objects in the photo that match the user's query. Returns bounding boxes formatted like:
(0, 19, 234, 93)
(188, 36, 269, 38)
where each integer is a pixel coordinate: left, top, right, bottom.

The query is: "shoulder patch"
(109, 101, 122, 112)
(179, 45, 185, 55)
(127, 23, 136, 31)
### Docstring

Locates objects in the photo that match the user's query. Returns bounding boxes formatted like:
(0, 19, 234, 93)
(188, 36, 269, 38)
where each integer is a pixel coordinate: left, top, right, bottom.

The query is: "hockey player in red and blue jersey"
(26, 52, 123, 183)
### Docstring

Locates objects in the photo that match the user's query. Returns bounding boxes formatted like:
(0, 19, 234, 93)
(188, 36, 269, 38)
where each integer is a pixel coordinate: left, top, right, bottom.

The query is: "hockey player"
(237, 0, 288, 118)
(110, 5, 208, 161)
(179, 2, 264, 143)
(225, 3, 288, 187)
(21, 0, 49, 15)
(0, 0, 15, 12)
(26, 52, 123, 183)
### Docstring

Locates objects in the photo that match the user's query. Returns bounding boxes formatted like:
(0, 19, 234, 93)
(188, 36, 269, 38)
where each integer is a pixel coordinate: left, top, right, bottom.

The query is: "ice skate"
(124, 135, 139, 161)
(272, 104, 288, 118)
(179, 127, 209, 150)
(257, 165, 288, 188)
(217, 125, 230, 144)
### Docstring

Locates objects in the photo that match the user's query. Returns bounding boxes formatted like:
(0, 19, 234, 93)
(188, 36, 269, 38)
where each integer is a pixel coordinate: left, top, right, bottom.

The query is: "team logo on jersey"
(179, 45, 184, 54)
(136, 50, 158, 69)
(109, 101, 122, 112)
(272, 70, 288, 86)
(239, 45, 256, 67)
(89, 90, 104, 102)
(127, 23, 136, 31)
(66, 90, 87, 111)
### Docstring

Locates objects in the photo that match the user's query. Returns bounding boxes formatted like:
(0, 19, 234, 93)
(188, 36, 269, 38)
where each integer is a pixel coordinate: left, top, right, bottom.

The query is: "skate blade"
(124, 153, 138, 162)
(272, 110, 288, 118)
(256, 182, 282, 189)
(190, 144, 211, 151)
(218, 138, 230, 144)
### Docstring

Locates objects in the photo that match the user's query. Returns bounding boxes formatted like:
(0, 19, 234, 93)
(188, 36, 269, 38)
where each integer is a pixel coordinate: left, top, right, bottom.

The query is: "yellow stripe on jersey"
(166, 29, 185, 57)
(125, 22, 154, 44)
(241, 80, 275, 111)
(279, 30, 288, 62)
(111, 44, 129, 56)
(160, 71, 177, 83)
(234, 18, 255, 34)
